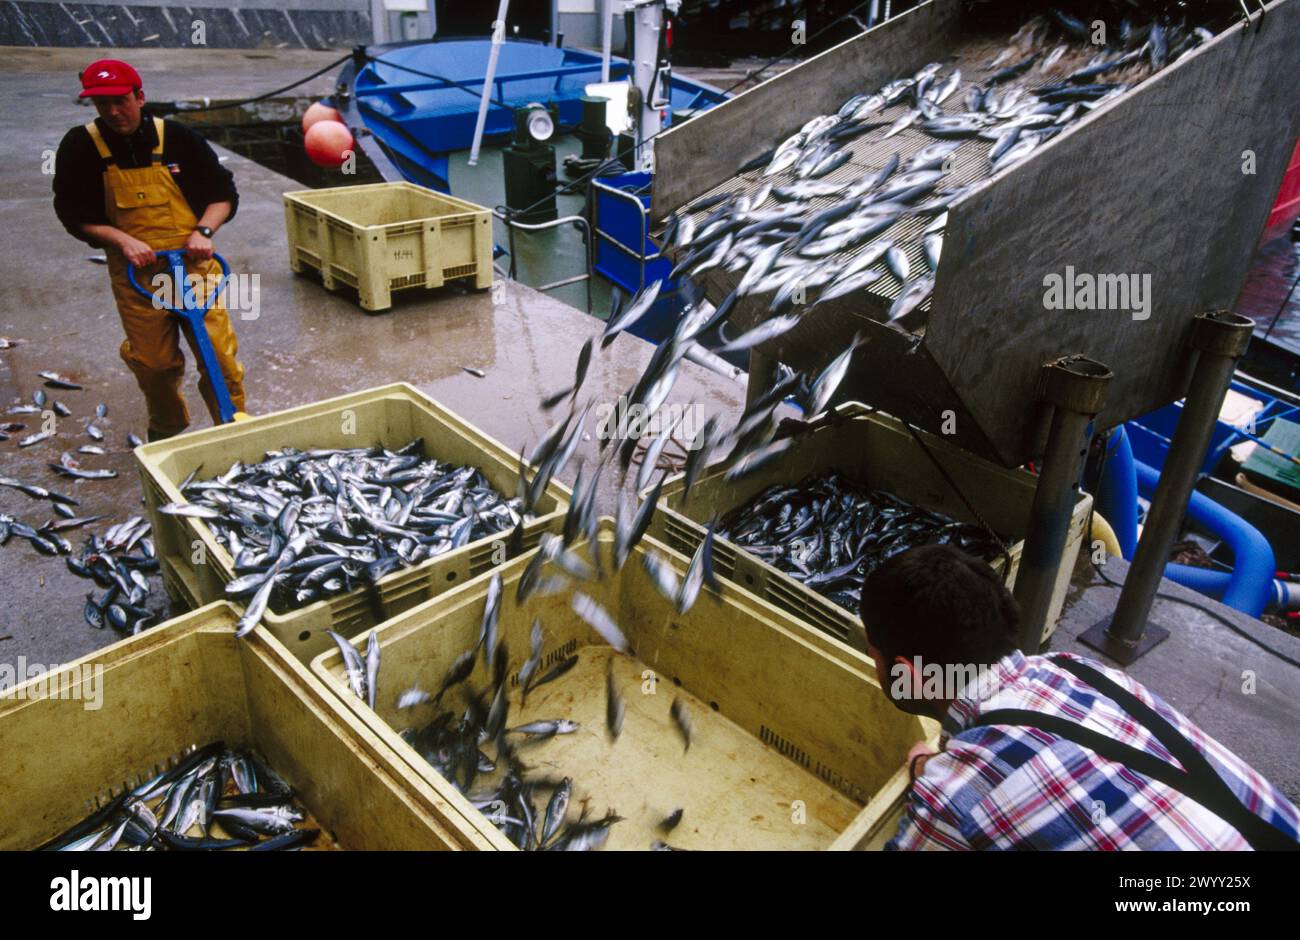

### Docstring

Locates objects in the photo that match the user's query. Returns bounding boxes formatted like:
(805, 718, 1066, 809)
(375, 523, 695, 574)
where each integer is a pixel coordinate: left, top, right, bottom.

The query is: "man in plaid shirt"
(860, 545, 1299, 851)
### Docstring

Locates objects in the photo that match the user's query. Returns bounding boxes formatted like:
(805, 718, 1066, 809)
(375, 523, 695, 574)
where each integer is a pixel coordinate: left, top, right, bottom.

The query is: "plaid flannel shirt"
(887, 651, 1299, 850)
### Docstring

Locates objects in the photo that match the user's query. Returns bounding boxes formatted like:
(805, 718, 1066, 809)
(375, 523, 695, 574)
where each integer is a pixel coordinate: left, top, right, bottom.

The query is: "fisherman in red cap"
(53, 58, 248, 441)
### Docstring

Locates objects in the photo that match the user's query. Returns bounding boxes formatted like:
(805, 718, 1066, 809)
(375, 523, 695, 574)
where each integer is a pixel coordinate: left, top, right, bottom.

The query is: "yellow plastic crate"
(648, 403, 1092, 650)
(135, 383, 570, 663)
(284, 181, 493, 311)
(313, 523, 938, 851)
(0, 602, 492, 850)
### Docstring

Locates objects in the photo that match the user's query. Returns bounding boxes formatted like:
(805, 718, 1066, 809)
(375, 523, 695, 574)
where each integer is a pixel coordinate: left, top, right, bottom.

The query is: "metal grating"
(389, 273, 427, 289)
(511, 638, 579, 686)
(759, 724, 811, 769)
(329, 265, 358, 287)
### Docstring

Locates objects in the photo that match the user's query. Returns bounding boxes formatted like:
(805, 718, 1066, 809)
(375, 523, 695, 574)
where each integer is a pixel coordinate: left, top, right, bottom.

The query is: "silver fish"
(641, 550, 682, 603)
(327, 629, 368, 701)
(18, 429, 54, 448)
(605, 658, 624, 741)
(924, 234, 944, 273)
(670, 697, 693, 752)
(714, 314, 801, 355)
(885, 245, 911, 283)
(572, 592, 629, 654)
(887, 276, 936, 324)
(601, 279, 663, 346)
(508, 718, 580, 737)
(365, 629, 380, 711)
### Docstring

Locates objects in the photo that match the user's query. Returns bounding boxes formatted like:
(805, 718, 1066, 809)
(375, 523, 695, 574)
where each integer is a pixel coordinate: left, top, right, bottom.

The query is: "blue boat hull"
(335, 38, 728, 193)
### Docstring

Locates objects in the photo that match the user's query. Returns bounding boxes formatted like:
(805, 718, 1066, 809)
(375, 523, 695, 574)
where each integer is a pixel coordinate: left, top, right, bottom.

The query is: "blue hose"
(1097, 427, 1139, 559)
(1132, 459, 1276, 616)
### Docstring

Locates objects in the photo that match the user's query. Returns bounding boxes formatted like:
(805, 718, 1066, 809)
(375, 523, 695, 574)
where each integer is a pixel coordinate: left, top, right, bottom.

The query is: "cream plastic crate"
(313, 523, 938, 851)
(284, 181, 493, 311)
(648, 403, 1092, 651)
(0, 602, 495, 850)
(135, 383, 570, 664)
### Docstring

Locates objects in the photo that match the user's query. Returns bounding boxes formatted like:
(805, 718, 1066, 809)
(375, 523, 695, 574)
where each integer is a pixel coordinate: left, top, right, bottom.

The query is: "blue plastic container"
(1126, 379, 1294, 476)
(592, 170, 685, 343)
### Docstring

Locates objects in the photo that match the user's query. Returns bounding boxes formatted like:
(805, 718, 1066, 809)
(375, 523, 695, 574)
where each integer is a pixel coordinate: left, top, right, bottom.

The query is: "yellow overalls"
(87, 116, 246, 436)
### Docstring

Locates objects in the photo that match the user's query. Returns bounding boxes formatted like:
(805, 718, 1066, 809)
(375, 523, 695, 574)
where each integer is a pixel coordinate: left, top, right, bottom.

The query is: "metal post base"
(1079, 616, 1170, 665)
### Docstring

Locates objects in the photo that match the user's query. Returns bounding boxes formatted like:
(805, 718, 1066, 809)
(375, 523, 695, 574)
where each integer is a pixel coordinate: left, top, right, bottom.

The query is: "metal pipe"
(684, 341, 745, 383)
(493, 210, 594, 314)
(1013, 356, 1112, 651)
(601, 0, 615, 82)
(469, 0, 512, 167)
(1104, 310, 1255, 654)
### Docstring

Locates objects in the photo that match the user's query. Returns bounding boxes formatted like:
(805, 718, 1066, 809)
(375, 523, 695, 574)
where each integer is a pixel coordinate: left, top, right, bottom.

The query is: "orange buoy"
(302, 101, 342, 134)
(304, 119, 354, 169)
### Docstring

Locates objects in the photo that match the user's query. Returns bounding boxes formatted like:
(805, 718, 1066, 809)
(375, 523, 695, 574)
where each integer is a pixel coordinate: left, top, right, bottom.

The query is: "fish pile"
(65, 516, 164, 635)
(719, 473, 1007, 610)
(655, 8, 1219, 336)
(40, 742, 322, 851)
(158, 440, 527, 636)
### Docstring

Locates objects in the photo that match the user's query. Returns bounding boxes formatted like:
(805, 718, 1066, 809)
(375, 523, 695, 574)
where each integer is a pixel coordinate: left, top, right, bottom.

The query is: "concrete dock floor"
(1, 48, 1296, 807)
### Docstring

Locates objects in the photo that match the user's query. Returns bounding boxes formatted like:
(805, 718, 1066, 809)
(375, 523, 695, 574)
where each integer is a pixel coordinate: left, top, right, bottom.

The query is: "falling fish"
(601, 279, 663, 348)
(805, 333, 868, 417)
(669, 697, 692, 752)
(888, 277, 935, 323)
(327, 630, 368, 702)
(508, 719, 580, 738)
(365, 629, 381, 711)
(923, 234, 944, 273)
(659, 808, 684, 833)
(605, 658, 624, 742)
(714, 314, 801, 355)
(572, 592, 630, 654)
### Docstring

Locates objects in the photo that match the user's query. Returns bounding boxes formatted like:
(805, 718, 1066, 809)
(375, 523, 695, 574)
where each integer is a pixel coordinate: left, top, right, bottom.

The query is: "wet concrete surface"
(0, 47, 746, 672)
(1, 48, 1296, 801)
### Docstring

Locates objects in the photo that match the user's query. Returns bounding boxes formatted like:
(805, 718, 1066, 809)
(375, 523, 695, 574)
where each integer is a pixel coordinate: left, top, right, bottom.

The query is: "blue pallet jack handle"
(126, 249, 237, 424)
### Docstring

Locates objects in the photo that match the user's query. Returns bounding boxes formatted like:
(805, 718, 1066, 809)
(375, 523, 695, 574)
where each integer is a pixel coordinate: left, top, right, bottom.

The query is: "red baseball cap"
(79, 59, 142, 98)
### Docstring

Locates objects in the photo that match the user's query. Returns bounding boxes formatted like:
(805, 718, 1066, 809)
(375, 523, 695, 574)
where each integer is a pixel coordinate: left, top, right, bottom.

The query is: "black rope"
(160, 53, 352, 113)
(902, 419, 1015, 577)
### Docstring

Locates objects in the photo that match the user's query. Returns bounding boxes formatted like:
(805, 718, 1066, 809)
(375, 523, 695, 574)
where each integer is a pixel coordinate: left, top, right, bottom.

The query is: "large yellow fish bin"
(313, 521, 940, 851)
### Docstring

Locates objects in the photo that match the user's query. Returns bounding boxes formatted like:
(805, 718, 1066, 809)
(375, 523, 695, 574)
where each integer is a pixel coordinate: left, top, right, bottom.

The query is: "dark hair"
(860, 544, 1020, 667)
